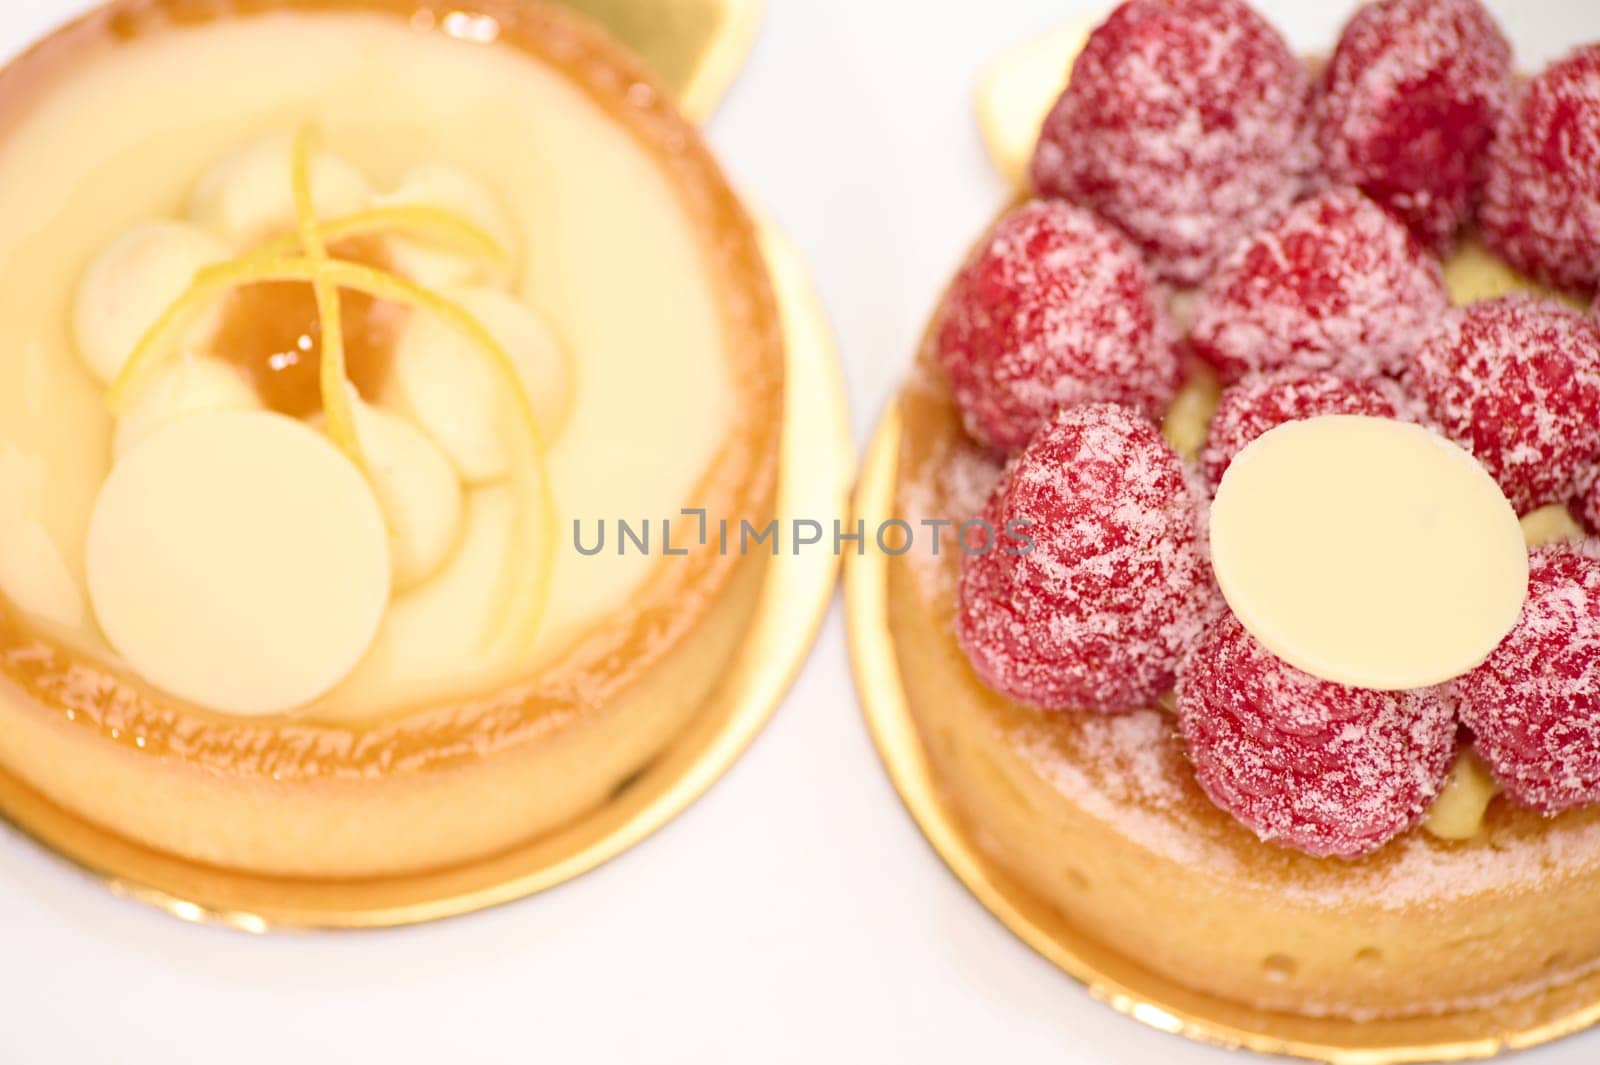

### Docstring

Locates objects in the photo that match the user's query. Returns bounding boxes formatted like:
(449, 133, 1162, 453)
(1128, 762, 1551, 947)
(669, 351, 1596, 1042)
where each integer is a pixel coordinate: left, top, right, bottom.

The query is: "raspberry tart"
(872, 0, 1600, 1043)
(0, 0, 782, 880)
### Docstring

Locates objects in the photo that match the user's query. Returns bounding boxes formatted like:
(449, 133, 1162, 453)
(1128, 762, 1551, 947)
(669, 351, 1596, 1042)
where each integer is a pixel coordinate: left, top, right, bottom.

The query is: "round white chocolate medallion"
(86, 411, 392, 716)
(1209, 415, 1529, 691)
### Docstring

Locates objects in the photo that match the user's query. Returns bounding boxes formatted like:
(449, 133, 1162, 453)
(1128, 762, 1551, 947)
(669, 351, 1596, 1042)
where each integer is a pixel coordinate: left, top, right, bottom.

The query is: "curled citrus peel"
(106, 268, 237, 414)
(254, 203, 510, 268)
(105, 130, 557, 653)
(290, 124, 362, 469)
(242, 257, 554, 649)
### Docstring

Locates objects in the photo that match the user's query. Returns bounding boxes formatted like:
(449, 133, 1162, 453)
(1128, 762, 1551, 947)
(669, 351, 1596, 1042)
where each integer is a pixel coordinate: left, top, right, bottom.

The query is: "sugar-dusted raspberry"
(1200, 369, 1412, 491)
(1177, 613, 1457, 858)
(957, 403, 1219, 713)
(1315, 0, 1512, 252)
(1580, 468, 1600, 534)
(934, 200, 1178, 453)
(1407, 295, 1600, 514)
(1457, 544, 1600, 814)
(1190, 187, 1448, 382)
(1480, 45, 1600, 293)
(1030, 0, 1312, 286)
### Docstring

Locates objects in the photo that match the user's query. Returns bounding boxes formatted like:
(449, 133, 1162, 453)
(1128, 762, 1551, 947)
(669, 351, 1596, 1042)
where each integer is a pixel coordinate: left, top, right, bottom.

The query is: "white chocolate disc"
(73, 220, 231, 384)
(345, 398, 464, 590)
(379, 164, 519, 287)
(388, 286, 571, 482)
(86, 411, 391, 716)
(1210, 415, 1529, 691)
(112, 357, 261, 459)
(186, 134, 370, 246)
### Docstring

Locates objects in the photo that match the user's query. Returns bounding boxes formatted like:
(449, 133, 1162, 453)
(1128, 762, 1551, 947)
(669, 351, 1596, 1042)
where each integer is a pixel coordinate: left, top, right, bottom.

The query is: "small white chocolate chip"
(187, 134, 370, 247)
(344, 398, 464, 591)
(74, 220, 231, 384)
(379, 164, 520, 287)
(112, 357, 261, 459)
(388, 286, 571, 482)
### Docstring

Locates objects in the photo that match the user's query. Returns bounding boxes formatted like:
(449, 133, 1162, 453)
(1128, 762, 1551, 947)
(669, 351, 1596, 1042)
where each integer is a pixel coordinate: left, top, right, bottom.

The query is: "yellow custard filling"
(0, 10, 738, 720)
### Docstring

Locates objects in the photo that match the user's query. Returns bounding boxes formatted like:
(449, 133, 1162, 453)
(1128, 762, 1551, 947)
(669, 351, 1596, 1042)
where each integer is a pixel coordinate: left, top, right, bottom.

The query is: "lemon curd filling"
(0, 10, 737, 721)
(77, 123, 564, 718)
(0, 0, 781, 882)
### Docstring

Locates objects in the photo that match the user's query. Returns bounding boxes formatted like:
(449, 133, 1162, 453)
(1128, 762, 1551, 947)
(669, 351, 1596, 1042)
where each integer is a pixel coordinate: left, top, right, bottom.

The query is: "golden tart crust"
(888, 334, 1600, 1021)
(0, 0, 783, 877)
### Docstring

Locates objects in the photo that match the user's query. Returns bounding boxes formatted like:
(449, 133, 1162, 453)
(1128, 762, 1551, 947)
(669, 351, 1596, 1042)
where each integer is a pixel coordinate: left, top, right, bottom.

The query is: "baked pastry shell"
(0, 0, 851, 907)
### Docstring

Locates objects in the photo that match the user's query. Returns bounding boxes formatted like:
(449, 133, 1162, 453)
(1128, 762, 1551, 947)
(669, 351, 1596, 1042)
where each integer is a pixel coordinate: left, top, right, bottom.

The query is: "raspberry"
(1314, 0, 1512, 252)
(957, 403, 1218, 713)
(1030, 0, 1312, 286)
(1457, 544, 1600, 814)
(1190, 187, 1448, 382)
(1407, 295, 1600, 514)
(1480, 45, 1600, 293)
(1200, 368, 1412, 491)
(1177, 613, 1457, 858)
(934, 200, 1178, 453)
(1581, 468, 1600, 534)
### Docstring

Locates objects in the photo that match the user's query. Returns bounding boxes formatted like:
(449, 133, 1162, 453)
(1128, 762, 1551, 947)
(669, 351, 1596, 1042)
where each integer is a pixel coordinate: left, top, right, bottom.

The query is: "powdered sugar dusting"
(1480, 44, 1600, 292)
(1013, 708, 1232, 868)
(1190, 186, 1448, 381)
(1314, 0, 1512, 251)
(1407, 294, 1600, 513)
(936, 200, 1179, 452)
(1176, 613, 1457, 859)
(897, 428, 1004, 604)
(957, 403, 1223, 714)
(1579, 466, 1600, 534)
(1003, 681, 1600, 909)
(1296, 806, 1600, 910)
(1458, 543, 1600, 813)
(1031, 0, 1314, 285)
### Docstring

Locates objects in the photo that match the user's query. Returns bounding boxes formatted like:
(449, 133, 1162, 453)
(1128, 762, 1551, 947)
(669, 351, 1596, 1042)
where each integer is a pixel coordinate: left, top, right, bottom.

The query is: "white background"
(0, 1, 1595, 1062)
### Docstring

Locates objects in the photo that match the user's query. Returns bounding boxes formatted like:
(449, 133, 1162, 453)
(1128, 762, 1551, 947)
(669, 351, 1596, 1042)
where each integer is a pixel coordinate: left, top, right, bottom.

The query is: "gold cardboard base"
(557, 0, 763, 121)
(846, 406, 1600, 1064)
(0, 219, 851, 931)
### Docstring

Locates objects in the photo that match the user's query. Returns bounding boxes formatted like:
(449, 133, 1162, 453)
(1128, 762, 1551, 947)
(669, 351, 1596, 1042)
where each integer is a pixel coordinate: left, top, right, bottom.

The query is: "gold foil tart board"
(557, 0, 764, 121)
(845, 406, 1600, 1064)
(0, 215, 851, 930)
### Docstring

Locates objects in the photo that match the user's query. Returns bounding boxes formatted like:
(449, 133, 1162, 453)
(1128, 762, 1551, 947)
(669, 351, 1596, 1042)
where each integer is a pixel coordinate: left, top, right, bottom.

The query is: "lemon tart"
(0, 0, 782, 879)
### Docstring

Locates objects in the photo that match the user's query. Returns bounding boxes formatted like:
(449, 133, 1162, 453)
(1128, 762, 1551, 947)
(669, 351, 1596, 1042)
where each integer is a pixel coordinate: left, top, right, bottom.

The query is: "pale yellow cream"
(0, 11, 734, 718)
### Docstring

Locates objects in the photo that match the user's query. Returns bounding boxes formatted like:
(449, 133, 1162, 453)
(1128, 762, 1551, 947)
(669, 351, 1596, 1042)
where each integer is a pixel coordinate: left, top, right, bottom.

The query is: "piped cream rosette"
(74, 125, 573, 717)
